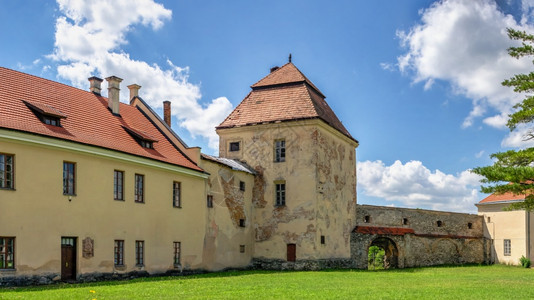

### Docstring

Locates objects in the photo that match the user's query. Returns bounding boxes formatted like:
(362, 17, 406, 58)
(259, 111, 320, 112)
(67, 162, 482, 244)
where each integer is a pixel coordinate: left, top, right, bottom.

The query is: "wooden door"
(287, 244, 296, 262)
(61, 238, 76, 280)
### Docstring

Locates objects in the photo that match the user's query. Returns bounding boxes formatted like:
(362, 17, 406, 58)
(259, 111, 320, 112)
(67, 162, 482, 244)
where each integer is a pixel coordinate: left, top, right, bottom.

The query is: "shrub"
(520, 256, 531, 268)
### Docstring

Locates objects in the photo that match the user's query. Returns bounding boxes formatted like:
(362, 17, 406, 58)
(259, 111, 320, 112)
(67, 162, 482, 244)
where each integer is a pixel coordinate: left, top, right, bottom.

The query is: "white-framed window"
(504, 239, 511, 256)
(275, 181, 286, 206)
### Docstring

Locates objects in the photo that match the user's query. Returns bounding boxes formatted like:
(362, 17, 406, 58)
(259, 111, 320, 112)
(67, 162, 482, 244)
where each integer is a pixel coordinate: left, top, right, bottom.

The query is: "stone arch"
(431, 238, 460, 265)
(368, 237, 399, 269)
(461, 239, 484, 264)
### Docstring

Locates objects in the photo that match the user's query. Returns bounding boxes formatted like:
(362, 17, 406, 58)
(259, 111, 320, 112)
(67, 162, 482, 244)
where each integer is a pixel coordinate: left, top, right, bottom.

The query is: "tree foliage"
(472, 28, 534, 211)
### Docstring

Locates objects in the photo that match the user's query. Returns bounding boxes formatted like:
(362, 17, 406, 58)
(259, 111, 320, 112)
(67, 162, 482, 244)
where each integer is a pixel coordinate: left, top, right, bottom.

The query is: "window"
(239, 181, 245, 191)
(43, 115, 60, 126)
(114, 170, 124, 200)
(275, 182, 286, 206)
(239, 219, 245, 227)
(114, 240, 124, 266)
(321, 235, 325, 245)
(63, 162, 75, 195)
(468, 222, 473, 229)
(364, 216, 370, 223)
(207, 195, 213, 208)
(403, 218, 409, 225)
(240, 245, 245, 253)
(0, 154, 14, 189)
(173, 242, 181, 266)
(0, 237, 15, 269)
(487, 217, 491, 223)
(274, 139, 286, 162)
(135, 174, 144, 203)
(173, 181, 181, 208)
(229, 142, 240, 152)
(135, 240, 144, 266)
(436, 220, 443, 227)
(140, 140, 153, 149)
(504, 239, 511, 256)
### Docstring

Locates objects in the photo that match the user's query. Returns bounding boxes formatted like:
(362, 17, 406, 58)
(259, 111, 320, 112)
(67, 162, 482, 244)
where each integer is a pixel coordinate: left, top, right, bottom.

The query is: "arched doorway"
(368, 237, 399, 269)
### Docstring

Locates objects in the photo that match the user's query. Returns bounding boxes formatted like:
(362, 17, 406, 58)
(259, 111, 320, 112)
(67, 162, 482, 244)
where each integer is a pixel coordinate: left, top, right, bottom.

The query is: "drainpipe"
(527, 211, 531, 260)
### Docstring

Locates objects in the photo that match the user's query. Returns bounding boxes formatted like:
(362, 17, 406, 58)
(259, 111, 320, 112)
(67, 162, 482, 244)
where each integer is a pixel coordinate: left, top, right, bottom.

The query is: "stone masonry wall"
(351, 205, 490, 269)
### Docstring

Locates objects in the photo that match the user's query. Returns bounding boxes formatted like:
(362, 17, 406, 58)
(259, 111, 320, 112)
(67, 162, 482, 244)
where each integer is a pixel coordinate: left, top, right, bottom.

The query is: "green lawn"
(1, 265, 533, 299)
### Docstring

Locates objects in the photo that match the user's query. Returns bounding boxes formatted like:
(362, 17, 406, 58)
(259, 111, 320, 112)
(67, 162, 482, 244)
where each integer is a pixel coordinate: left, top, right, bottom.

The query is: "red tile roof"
(478, 191, 526, 204)
(0, 67, 202, 172)
(217, 63, 357, 143)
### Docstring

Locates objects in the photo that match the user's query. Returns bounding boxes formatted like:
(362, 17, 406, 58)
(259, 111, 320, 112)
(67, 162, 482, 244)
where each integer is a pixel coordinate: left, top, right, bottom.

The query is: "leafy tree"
(368, 245, 385, 270)
(472, 28, 534, 211)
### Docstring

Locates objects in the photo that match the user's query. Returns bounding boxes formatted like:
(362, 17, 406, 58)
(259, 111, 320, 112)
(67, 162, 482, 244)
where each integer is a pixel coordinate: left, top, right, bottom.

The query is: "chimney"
(163, 101, 171, 127)
(127, 84, 141, 102)
(270, 66, 279, 73)
(88, 76, 103, 94)
(106, 76, 123, 115)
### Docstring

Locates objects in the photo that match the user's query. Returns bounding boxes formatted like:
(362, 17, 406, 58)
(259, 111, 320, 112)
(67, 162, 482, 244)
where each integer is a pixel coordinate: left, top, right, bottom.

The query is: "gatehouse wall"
(351, 205, 490, 269)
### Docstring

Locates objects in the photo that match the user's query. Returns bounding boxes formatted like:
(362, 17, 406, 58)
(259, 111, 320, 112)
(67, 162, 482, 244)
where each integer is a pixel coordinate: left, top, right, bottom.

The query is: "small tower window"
(240, 181, 245, 191)
(229, 142, 240, 152)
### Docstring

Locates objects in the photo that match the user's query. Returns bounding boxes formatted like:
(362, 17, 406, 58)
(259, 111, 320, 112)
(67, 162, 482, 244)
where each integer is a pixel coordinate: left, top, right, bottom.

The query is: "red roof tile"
(0, 67, 202, 172)
(218, 63, 357, 143)
(479, 191, 526, 204)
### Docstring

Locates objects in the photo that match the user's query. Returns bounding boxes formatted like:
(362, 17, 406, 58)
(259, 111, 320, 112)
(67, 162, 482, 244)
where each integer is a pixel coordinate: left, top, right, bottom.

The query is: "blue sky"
(2, 0, 534, 213)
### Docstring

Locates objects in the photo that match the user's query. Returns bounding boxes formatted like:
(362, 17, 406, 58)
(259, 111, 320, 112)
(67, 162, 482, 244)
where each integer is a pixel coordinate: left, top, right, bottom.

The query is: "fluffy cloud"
(397, 0, 534, 146)
(358, 160, 483, 213)
(50, 0, 232, 150)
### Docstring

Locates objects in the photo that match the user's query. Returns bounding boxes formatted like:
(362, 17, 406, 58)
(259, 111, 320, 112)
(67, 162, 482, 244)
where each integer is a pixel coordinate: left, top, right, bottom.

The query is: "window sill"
(0, 268, 16, 272)
(114, 265, 126, 271)
(0, 187, 15, 191)
(114, 199, 125, 201)
(135, 201, 145, 204)
(63, 193, 76, 196)
(173, 206, 182, 209)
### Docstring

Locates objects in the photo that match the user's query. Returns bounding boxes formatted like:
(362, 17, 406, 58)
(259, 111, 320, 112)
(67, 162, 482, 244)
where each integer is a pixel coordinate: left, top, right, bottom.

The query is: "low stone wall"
(252, 258, 355, 271)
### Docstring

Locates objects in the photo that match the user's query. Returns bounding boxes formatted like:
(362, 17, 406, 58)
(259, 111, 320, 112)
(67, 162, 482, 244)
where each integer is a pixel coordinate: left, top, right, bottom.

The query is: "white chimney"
(106, 76, 123, 115)
(88, 76, 103, 94)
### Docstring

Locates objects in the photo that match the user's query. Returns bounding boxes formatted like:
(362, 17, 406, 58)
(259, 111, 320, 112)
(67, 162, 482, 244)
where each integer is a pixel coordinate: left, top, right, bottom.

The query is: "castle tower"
(216, 62, 359, 264)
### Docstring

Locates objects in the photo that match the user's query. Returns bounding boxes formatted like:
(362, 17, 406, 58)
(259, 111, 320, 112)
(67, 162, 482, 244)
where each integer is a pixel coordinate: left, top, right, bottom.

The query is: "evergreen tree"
(472, 28, 534, 211)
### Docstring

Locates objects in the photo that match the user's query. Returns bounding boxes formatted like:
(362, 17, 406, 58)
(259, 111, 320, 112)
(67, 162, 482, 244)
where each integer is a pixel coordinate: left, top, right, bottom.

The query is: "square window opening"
(229, 142, 240, 152)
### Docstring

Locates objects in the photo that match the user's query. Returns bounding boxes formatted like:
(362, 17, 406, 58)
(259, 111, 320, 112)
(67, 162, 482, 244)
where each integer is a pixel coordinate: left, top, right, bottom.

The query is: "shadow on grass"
(1, 263, 492, 293)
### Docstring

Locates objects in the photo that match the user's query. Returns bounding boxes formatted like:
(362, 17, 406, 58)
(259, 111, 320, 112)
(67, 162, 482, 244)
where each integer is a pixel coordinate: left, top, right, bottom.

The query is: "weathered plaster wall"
(200, 158, 255, 270)
(217, 119, 357, 261)
(477, 203, 530, 265)
(0, 135, 207, 282)
(351, 205, 488, 269)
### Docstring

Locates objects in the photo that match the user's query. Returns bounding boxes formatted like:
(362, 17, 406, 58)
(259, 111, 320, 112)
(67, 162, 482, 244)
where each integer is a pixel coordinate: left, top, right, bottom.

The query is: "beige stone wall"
(217, 119, 357, 261)
(0, 132, 207, 278)
(477, 203, 528, 265)
(200, 158, 255, 270)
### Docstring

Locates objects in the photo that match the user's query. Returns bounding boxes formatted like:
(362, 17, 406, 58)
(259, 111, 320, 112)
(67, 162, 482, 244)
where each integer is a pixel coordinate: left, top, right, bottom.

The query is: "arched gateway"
(368, 237, 399, 269)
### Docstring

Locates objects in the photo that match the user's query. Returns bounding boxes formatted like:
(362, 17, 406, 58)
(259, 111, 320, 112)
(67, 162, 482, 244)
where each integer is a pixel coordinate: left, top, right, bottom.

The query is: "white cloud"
(50, 0, 232, 150)
(358, 160, 483, 213)
(475, 150, 485, 158)
(397, 0, 534, 137)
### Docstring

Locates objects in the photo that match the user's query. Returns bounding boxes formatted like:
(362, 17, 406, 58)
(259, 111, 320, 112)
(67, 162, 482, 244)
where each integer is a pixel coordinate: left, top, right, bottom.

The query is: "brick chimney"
(88, 76, 103, 94)
(163, 101, 171, 127)
(105, 76, 123, 115)
(127, 84, 141, 102)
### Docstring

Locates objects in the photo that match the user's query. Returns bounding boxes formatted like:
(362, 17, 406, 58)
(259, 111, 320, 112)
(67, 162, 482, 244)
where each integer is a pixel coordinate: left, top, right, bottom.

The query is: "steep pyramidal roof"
(217, 63, 357, 143)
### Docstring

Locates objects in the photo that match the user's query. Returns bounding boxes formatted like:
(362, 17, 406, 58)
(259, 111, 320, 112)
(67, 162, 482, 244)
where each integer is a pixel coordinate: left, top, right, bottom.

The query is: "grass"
(1, 265, 534, 299)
